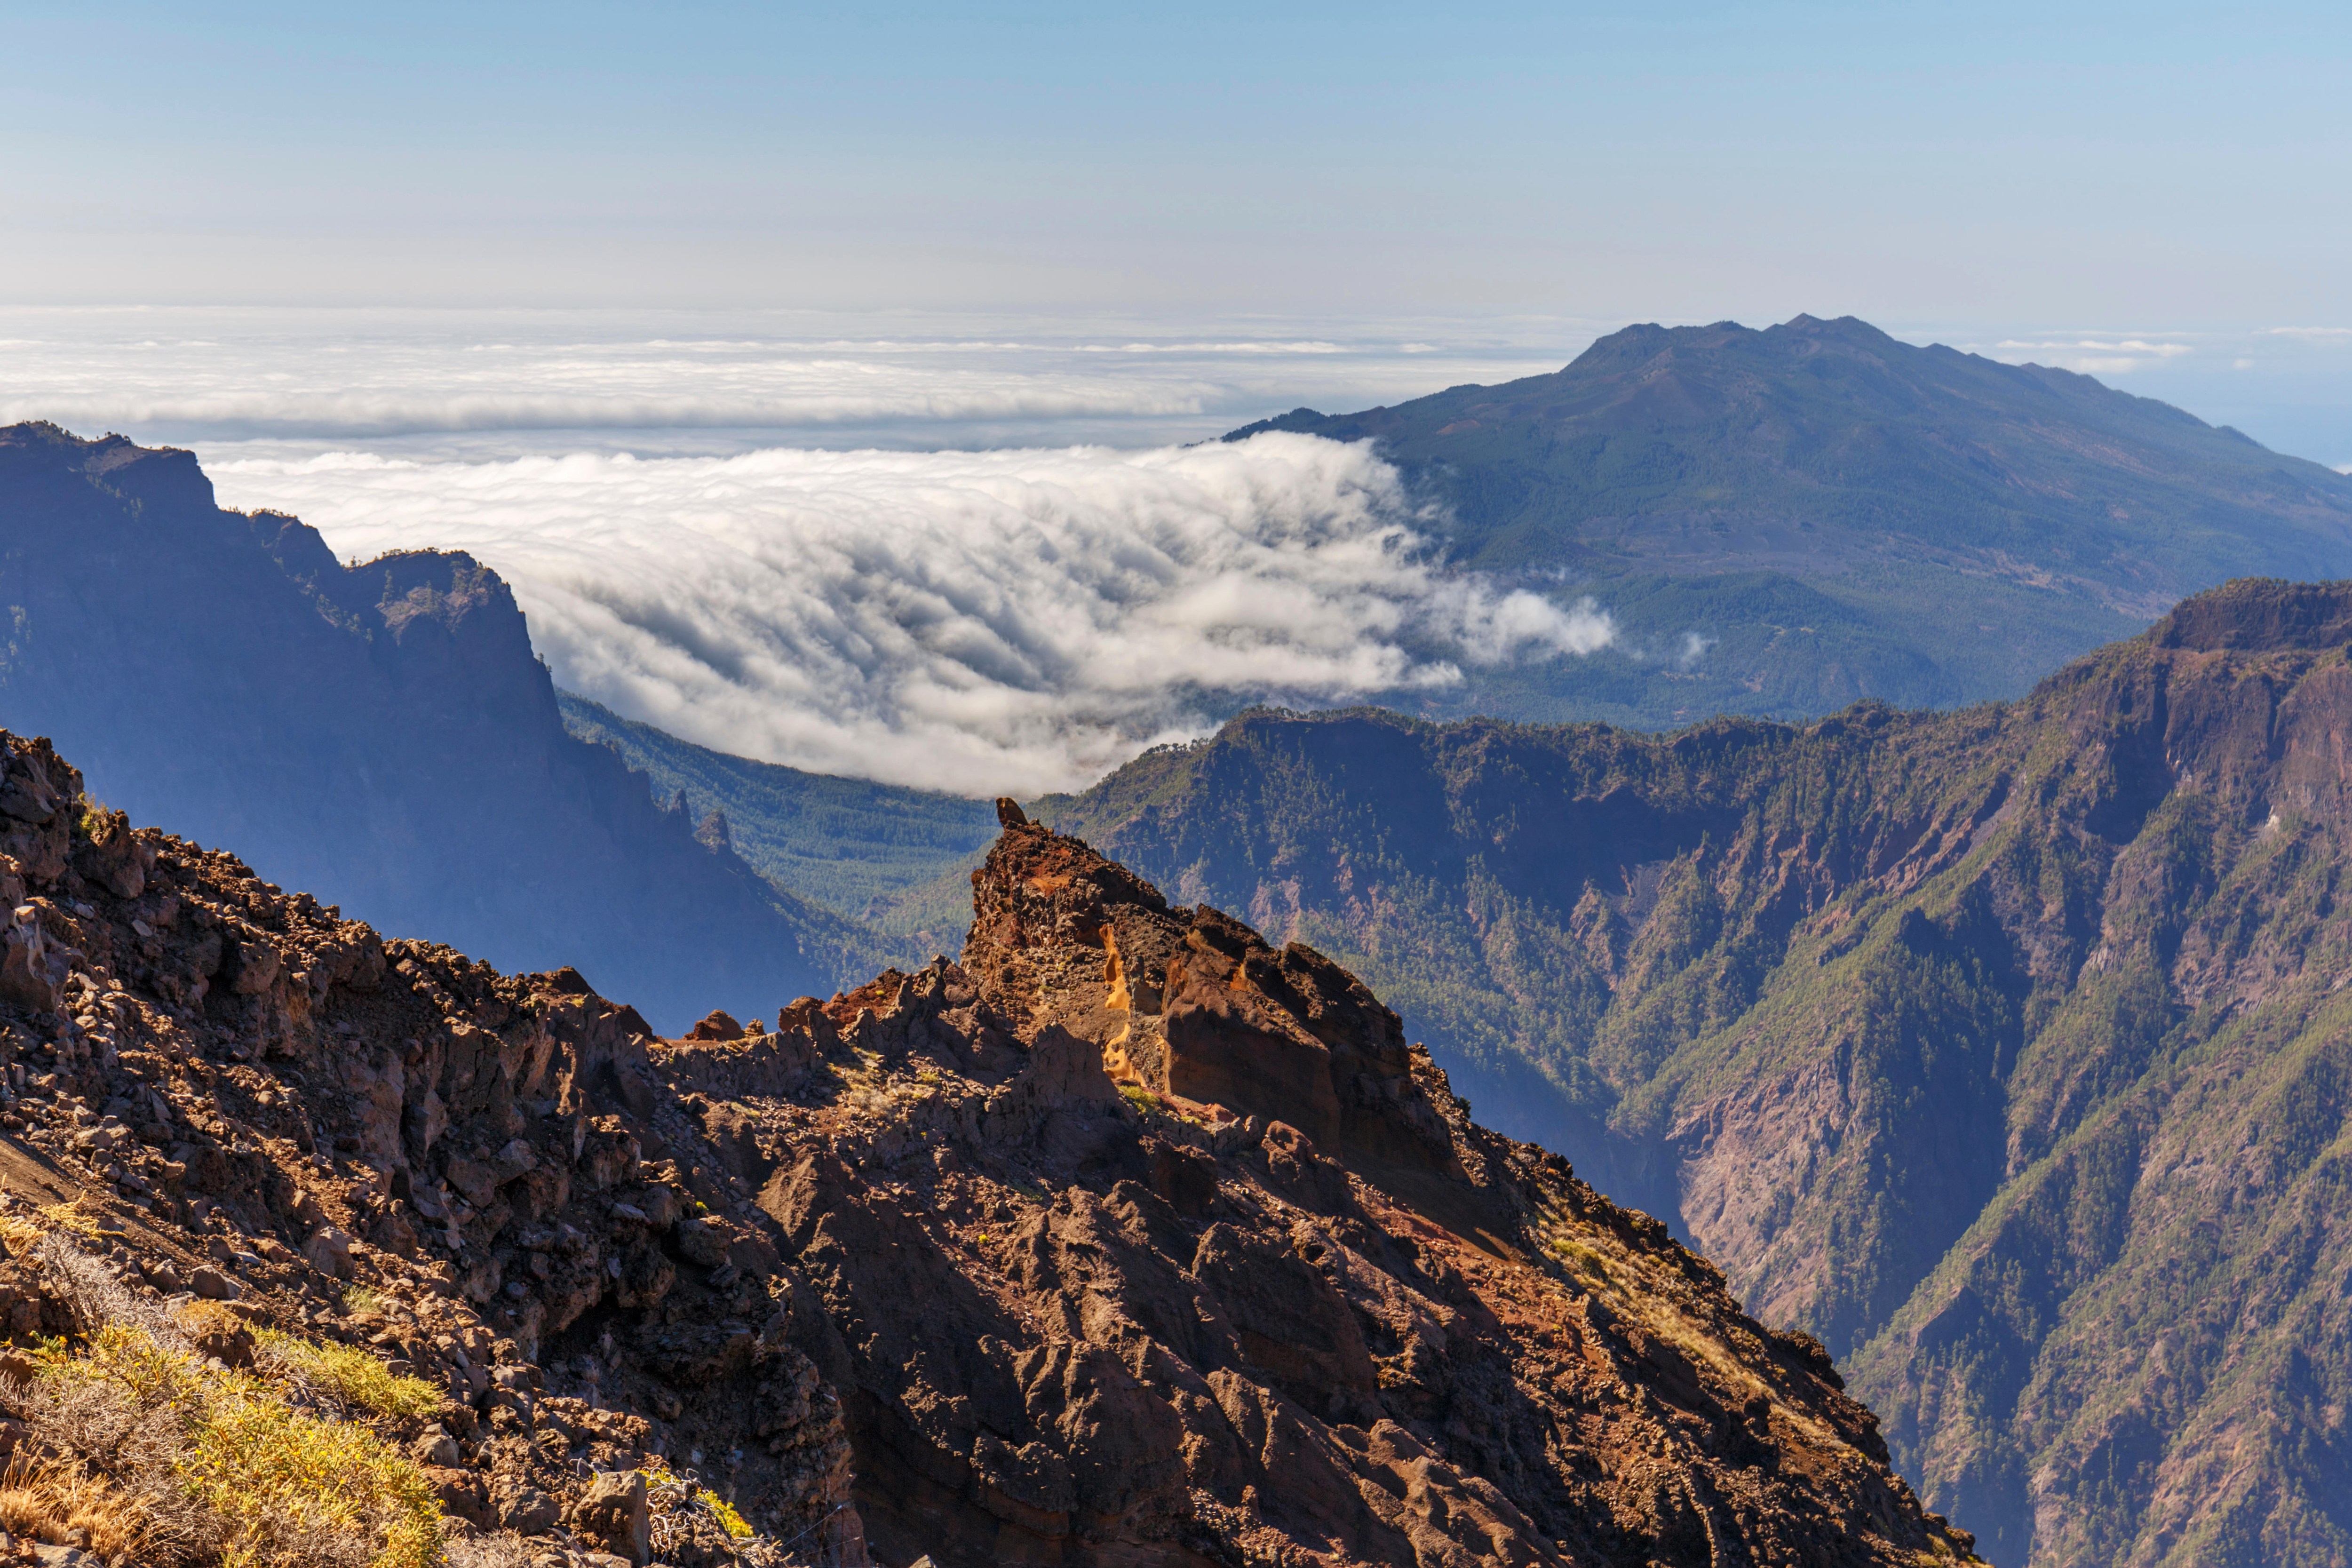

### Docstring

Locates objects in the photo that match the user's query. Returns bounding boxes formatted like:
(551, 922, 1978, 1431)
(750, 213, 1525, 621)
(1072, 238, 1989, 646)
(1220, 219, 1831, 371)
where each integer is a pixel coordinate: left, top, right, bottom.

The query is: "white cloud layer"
(0, 306, 1571, 455)
(1992, 337, 2194, 375)
(213, 435, 1614, 795)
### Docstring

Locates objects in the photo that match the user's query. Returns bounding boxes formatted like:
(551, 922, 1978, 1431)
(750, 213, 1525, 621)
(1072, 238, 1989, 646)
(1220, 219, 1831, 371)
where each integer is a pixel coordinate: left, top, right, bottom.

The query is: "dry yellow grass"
(36, 1198, 111, 1241)
(0, 1458, 150, 1558)
(33, 1318, 444, 1568)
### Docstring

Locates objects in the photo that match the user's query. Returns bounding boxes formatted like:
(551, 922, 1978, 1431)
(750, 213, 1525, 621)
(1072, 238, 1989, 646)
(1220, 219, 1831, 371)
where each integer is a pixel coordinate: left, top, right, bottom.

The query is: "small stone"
(635, 1185, 679, 1228)
(303, 1225, 354, 1279)
(576, 1469, 651, 1565)
(413, 1428, 462, 1467)
(684, 1009, 744, 1042)
(501, 1486, 560, 1535)
(674, 1216, 728, 1268)
(189, 1266, 240, 1301)
(424, 1466, 493, 1528)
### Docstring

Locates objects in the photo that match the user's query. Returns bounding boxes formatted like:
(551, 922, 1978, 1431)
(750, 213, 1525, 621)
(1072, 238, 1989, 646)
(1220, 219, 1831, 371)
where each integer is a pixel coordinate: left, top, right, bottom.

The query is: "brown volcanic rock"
(1042, 575, 2352, 1565)
(0, 729, 865, 1566)
(775, 819, 1970, 1565)
(962, 815, 1452, 1174)
(0, 728, 1968, 1568)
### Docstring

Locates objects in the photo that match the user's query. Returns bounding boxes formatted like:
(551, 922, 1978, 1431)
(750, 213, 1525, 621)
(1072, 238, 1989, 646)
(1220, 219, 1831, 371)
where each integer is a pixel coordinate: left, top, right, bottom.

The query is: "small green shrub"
(255, 1328, 443, 1420)
(339, 1285, 389, 1319)
(38, 1318, 443, 1568)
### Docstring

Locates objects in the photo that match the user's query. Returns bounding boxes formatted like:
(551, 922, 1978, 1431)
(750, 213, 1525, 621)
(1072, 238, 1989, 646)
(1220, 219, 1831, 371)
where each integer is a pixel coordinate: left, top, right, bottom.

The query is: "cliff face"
(0, 730, 1968, 1567)
(812, 804, 1968, 1567)
(1047, 577, 2352, 1567)
(0, 421, 867, 1033)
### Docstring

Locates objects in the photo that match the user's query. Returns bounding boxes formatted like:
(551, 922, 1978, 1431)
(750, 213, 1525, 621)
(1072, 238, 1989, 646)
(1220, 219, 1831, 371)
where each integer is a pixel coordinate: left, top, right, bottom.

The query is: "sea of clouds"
(0, 305, 1569, 456)
(4, 305, 1621, 794)
(214, 436, 1613, 794)
(17, 305, 2343, 796)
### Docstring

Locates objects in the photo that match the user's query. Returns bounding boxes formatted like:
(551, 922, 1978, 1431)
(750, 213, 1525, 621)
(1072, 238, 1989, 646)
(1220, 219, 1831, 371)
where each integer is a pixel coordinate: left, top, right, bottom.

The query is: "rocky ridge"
(0, 733, 858, 1567)
(0, 732, 1969, 1565)
(1044, 575, 2352, 1566)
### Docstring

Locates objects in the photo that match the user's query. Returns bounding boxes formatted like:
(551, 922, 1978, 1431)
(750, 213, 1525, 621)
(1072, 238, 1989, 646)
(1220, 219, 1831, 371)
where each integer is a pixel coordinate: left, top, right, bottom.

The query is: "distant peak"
(1562, 321, 1692, 372)
(1219, 406, 1330, 442)
(1767, 313, 1890, 343)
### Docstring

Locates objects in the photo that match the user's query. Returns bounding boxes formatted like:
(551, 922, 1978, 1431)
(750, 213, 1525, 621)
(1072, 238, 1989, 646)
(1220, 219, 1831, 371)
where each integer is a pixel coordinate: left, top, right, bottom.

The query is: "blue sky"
(6, 1, 2345, 316)
(4, 1, 2349, 457)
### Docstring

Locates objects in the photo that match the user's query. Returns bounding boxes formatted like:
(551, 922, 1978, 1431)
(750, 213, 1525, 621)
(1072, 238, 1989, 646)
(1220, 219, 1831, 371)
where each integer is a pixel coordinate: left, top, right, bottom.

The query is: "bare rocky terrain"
(1048, 577, 2352, 1566)
(0, 727, 1972, 1565)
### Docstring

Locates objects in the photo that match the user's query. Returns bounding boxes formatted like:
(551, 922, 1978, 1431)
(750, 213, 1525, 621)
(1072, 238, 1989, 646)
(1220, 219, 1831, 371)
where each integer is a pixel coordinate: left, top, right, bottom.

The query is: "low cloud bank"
(215, 434, 1613, 795)
(0, 310, 1563, 452)
(8, 384, 1210, 439)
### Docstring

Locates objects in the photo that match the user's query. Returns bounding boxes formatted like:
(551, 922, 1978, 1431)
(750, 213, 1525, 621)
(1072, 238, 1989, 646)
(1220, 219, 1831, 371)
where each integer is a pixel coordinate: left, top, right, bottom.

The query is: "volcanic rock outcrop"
(0, 733, 860, 1567)
(0, 726, 1970, 1566)
(1047, 575, 2352, 1566)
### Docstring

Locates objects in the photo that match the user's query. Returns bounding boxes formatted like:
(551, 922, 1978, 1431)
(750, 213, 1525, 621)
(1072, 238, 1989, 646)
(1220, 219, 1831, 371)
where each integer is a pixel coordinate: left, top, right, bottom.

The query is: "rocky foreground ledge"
(0, 735, 1974, 1567)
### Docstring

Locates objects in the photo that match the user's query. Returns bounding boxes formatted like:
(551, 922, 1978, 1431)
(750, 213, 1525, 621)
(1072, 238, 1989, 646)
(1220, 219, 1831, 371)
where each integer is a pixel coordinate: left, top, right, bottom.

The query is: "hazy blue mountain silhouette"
(0, 421, 871, 1031)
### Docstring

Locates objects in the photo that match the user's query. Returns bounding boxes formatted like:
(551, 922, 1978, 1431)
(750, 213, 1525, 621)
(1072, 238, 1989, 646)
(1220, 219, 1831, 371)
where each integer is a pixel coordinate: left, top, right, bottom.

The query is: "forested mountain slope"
(1045, 576, 2352, 1567)
(1233, 316, 2352, 729)
(558, 692, 995, 952)
(0, 421, 865, 1031)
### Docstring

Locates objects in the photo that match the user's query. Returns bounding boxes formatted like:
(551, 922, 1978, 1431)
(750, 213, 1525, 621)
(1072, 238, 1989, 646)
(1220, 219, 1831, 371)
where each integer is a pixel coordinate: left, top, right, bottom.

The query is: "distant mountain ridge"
(1232, 315, 2352, 728)
(0, 421, 864, 1030)
(1045, 576, 2352, 1565)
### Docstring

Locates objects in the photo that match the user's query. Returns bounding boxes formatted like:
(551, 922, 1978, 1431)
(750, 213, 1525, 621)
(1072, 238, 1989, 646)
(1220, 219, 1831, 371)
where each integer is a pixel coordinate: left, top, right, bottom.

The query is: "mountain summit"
(1231, 317, 2352, 726)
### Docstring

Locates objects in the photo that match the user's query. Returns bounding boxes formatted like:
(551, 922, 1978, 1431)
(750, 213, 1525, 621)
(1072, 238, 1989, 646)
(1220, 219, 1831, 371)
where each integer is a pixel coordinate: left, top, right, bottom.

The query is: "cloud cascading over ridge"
(213, 434, 1614, 794)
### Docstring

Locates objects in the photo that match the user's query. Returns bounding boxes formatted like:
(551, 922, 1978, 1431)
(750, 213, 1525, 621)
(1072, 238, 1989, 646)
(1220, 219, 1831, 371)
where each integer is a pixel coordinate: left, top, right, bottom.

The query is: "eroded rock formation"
(0, 727, 1971, 1566)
